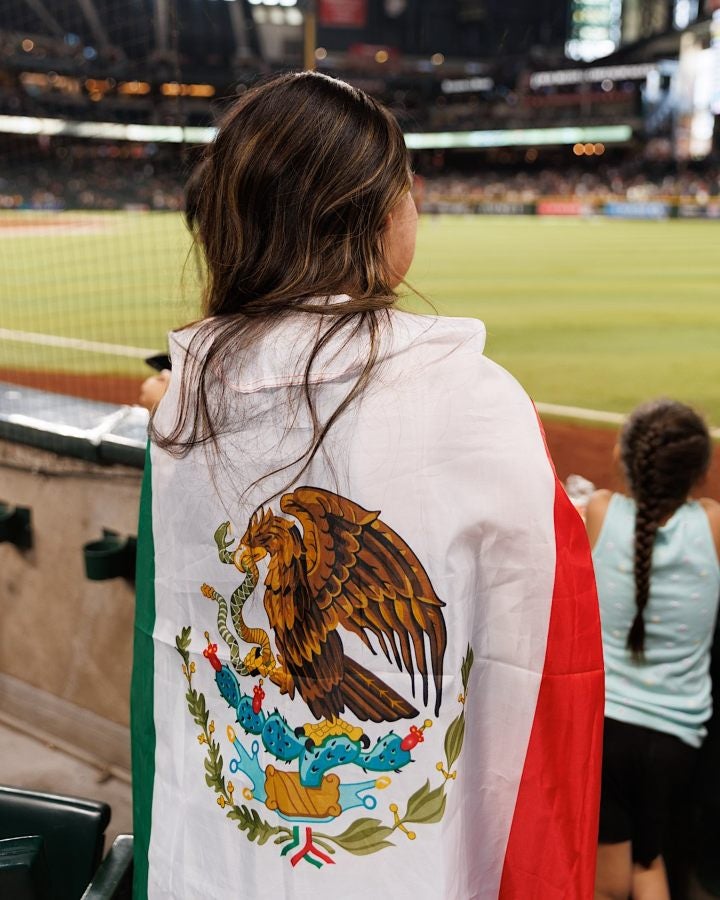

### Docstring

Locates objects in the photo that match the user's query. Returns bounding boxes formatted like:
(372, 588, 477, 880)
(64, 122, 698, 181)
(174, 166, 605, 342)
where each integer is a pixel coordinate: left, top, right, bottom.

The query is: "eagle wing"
(280, 487, 447, 715)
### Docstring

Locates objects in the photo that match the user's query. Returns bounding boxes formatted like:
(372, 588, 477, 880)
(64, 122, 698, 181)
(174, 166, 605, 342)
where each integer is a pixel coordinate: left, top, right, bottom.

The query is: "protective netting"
(0, 0, 209, 405)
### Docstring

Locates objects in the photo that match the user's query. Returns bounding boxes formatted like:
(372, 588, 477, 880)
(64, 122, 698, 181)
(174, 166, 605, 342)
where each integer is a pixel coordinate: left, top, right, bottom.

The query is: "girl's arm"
(699, 497, 720, 560)
(584, 488, 612, 549)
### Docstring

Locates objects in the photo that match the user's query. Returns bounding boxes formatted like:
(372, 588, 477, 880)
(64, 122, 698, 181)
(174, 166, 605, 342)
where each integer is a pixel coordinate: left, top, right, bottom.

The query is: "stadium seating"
(0, 785, 133, 899)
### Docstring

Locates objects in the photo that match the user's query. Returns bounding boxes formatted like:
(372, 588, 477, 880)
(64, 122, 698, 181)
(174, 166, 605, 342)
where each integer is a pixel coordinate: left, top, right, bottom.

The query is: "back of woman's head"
(192, 71, 412, 315)
(155, 72, 412, 481)
(620, 399, 711, 660)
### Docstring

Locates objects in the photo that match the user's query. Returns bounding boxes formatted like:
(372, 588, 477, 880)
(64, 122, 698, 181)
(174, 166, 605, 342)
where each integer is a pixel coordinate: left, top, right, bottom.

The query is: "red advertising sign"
(318, 0, 367, 28)
(536, 199, 588, 216)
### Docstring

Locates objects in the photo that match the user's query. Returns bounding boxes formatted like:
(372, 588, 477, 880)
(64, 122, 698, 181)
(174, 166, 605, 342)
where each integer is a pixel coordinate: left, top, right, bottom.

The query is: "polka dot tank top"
(593, 493, 720, 747)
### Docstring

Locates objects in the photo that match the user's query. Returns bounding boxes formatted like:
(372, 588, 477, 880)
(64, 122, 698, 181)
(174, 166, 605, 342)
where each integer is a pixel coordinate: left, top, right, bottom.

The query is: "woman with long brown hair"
(586, 399, 720, 900)
(132, 72, 603, 899)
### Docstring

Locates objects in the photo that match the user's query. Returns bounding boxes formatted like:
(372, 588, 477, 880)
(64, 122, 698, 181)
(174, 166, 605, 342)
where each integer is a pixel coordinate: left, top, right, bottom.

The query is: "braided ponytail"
(627, 501, 661, 659)
(620, 400, 712, 662)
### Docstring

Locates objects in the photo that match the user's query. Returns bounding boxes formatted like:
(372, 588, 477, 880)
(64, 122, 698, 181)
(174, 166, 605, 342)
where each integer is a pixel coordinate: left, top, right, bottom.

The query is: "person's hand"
(138, 369, 171, 411)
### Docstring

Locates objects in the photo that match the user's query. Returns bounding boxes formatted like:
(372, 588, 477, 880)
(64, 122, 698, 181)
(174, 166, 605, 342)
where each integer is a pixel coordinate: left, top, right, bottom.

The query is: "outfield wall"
(423, 197, 720, 219)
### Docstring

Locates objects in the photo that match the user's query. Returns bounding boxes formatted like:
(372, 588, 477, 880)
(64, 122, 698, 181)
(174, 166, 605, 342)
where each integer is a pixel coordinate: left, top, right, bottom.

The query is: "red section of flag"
(318, 0, 367, 28)
(500, 479, 604, 899)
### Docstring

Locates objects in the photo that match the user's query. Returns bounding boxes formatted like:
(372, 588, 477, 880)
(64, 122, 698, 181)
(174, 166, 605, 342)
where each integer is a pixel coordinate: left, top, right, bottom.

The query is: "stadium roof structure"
(591, 11, 715, 65)
(0, 0, 571, 77)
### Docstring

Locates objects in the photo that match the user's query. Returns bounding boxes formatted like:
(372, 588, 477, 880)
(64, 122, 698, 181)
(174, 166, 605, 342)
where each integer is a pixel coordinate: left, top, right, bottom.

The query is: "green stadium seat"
(0, 785, 132, 900)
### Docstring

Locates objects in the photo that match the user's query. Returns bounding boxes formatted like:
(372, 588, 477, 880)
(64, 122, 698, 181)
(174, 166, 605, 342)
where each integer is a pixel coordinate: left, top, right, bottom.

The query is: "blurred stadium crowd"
(0, 149, 185, 211)
(1, 139, 718, 212)
(421, 163, 720, 209)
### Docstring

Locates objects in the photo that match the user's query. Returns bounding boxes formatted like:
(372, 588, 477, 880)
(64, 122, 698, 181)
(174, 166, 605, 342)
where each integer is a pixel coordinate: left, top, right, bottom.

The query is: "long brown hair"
(152, 72, 412, 485)
(620, 399, 711, 660)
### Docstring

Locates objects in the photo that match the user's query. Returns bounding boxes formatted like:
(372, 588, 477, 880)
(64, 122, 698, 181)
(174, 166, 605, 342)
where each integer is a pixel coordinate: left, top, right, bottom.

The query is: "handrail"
(0, 382, 147, 468)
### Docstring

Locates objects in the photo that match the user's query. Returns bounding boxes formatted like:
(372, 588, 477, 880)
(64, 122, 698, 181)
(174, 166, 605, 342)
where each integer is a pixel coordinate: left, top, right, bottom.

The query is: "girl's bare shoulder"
(584, 489, 613, 549)
(697, 498, 720, 559)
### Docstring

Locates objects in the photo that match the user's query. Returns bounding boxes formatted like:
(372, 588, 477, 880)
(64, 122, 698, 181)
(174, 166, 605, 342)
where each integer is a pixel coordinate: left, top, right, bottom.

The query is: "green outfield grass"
(1, 210, 719, 422)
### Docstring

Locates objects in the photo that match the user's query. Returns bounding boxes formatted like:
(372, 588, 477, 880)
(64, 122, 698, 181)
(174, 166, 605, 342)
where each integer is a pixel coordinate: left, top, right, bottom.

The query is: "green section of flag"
(131, 443, 156, 900)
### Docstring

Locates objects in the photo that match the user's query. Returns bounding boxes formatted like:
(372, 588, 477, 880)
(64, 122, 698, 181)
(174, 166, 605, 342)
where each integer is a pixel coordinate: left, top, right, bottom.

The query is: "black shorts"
(599, 717, 698, 867)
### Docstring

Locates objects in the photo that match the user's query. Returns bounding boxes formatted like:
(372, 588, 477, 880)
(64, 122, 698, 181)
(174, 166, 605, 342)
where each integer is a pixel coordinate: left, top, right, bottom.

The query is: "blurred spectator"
(1, 135, 719, 211)
(0, 143, 186, 210)
(420, 165, 720, 209)
(585, 400, 720, 900)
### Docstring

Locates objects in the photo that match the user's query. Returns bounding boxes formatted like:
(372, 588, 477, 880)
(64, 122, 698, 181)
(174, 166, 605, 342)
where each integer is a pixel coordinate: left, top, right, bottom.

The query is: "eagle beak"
(234, 545, 266, 571)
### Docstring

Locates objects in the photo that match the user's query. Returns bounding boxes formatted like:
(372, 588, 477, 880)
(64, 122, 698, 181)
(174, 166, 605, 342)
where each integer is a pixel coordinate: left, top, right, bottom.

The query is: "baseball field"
(1, 210, 719, 426)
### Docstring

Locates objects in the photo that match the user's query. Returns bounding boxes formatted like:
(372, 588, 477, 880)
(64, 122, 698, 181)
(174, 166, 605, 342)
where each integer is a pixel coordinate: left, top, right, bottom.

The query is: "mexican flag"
(132, 310, 604, 899)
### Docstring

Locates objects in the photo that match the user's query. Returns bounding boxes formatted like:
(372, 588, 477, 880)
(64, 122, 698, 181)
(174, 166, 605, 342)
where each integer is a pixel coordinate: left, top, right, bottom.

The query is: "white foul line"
(536, 401, 720, 439)
(0, 327, 158, 359)
(1, 327, 718, 438)
(535, 402, 625, 425)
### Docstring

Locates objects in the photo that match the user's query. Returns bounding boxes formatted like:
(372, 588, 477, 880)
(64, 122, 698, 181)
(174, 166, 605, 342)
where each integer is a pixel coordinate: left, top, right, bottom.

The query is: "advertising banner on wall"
(676, 201, 720, 218)
(536, 199, 588, 216)
(604, 201, 670, 219)
(318, 0, 367, 28)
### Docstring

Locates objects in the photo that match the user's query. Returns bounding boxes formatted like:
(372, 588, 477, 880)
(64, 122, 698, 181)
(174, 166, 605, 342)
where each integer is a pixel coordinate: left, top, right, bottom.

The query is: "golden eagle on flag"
(229, 487, 447, 725)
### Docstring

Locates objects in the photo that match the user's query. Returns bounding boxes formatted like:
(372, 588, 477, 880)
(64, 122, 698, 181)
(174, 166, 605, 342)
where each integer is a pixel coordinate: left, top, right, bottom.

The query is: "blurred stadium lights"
(674, 0, 700, 29)
(249, 6, 304, 27)
(118, 81, 152, 95)
(712, 9, 720, 114)
(573, 142, 606, 155)
(0, 115, 215, 143)
(0, 115, 632, 151)
(566, 0, 623, 62)
(384, 0, 406, 17)
(403, 125, 632, 150)
(160, 82, 215, 96)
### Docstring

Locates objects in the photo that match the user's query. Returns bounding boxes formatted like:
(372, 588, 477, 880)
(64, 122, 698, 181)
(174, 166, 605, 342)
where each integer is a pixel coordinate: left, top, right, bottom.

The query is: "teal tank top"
(593, 493, 720, 747)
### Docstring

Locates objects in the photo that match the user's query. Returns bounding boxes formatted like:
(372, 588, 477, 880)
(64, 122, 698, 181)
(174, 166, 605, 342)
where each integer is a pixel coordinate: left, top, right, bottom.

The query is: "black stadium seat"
(0, 785, 132, 899)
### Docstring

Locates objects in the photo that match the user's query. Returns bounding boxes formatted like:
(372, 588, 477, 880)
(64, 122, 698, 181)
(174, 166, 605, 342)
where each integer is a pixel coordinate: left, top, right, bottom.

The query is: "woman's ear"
(380, 192, 418, 287)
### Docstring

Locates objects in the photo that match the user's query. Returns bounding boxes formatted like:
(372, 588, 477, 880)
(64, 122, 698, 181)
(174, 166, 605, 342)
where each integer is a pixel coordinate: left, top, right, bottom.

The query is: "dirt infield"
(2, 366, 719, 499)
(0, 215, 112, 237)
(0, 368, 145, 406)
(544, 421, 720, 500)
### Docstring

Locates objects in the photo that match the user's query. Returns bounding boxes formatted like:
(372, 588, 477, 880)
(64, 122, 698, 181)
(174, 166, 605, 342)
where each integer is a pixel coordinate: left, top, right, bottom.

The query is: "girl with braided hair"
(586, 399, 720, 900)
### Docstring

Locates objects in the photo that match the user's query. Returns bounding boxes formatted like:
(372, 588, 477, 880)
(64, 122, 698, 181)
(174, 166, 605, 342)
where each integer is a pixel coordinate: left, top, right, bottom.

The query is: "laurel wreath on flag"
(176, 627, 473, 859)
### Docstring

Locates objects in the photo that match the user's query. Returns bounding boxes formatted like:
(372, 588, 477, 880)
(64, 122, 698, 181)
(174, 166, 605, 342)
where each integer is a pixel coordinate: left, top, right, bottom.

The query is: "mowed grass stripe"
(1, 211, 718, 422)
